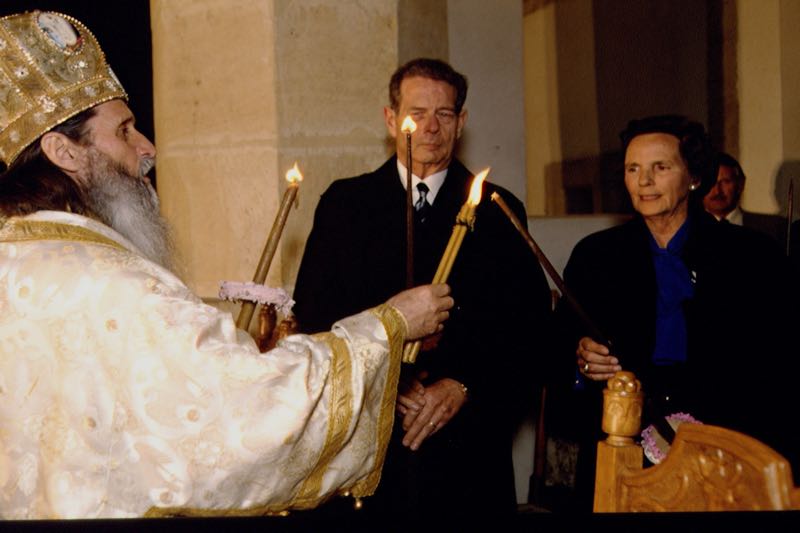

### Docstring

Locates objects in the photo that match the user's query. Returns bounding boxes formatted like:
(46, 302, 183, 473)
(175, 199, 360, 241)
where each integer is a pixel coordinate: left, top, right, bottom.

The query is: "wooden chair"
(593, 371, 800, 512)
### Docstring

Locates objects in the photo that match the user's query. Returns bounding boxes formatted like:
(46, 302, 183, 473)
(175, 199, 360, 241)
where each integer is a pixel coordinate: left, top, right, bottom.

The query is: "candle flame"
(401, 116, 417, 134)
(468, 168, 490, 205)
(286, 162, 303, 183)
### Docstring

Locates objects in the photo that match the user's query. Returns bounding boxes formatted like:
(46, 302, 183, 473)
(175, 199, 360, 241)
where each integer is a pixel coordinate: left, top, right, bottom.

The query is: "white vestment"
(0, 211, 404, 519)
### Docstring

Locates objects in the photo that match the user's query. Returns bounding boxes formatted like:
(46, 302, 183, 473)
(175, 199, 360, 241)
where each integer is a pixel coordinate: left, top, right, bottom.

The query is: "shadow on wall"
(547, 151, 633, 215)
(775, 161, 800, 222)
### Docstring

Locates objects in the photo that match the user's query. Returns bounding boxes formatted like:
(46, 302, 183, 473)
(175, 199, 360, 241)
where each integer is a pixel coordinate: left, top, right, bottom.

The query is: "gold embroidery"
(381, 303, 408, 341)
(350, 305, 404, 497)
(145, 505, 291, 518)
(294, 333, 354, 507)
(0, 218, 127, 251)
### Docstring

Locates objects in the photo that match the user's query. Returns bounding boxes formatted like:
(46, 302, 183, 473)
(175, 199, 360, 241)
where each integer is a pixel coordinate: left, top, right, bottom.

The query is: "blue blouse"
(650, 219, 694, 365)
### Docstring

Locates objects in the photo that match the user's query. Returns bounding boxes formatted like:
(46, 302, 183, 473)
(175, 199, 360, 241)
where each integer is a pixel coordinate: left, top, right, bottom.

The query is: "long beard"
(82, 150, 175, 271)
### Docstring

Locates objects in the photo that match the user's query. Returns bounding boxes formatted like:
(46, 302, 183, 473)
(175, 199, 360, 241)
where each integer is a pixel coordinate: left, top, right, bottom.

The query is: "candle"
(402, 168, 489, 363)
(401, 116, 417, 288)
(236, 163, 303, 331)
(491, 191, 612, 348)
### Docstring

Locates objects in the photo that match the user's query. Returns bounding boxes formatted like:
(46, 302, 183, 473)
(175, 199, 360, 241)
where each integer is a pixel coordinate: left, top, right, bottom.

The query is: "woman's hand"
(576, 336, 621, 381)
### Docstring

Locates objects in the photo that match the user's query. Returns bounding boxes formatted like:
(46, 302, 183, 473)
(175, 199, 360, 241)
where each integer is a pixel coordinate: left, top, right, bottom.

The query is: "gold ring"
(583, 362, 590, 373)
(428, 421, 436, 429)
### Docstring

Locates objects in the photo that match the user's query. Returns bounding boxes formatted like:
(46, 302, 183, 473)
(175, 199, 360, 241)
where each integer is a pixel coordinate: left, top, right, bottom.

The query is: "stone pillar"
(398, 0, 448, 63)
(151, 0, 400, 303)
(270, 0, 400, 289)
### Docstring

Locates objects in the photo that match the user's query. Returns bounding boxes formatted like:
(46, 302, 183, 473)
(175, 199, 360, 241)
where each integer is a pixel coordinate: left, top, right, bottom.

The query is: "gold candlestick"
(402, 168, 489, 363)
(401, 116, 417, 288)
(236, 163, 303, 331)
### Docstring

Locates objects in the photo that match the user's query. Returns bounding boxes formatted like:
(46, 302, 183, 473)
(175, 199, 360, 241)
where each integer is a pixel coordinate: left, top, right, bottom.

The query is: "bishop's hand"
(386, 284, 453, 340)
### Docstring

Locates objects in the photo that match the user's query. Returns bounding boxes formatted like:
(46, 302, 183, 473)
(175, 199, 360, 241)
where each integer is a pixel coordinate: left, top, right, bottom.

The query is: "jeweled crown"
(0, 11, 127, 167)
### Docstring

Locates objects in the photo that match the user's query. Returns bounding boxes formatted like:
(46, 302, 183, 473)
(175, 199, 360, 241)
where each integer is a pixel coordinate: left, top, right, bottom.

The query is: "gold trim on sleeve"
(348, 304, 404, 497)
(373, 303, 407, 348)
(293, 333, 354, 507)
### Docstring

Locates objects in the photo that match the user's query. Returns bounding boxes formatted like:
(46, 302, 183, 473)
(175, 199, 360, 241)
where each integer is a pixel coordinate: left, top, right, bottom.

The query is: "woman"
(552, 115, 797, 511)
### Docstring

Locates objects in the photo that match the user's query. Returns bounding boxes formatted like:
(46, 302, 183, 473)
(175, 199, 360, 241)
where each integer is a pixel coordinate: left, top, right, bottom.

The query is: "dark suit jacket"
(293, 156, 552, 518)
(551, 209, 797, 509)
(742, 209, 787, 247)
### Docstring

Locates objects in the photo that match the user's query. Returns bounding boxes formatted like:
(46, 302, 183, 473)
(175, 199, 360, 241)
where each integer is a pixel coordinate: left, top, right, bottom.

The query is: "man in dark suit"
(293, 58, 552, 525)
(703, 151, 787, 245)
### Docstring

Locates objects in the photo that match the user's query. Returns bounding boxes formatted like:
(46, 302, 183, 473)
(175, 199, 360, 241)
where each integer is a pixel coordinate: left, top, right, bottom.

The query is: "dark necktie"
(415, 182, 432, 223)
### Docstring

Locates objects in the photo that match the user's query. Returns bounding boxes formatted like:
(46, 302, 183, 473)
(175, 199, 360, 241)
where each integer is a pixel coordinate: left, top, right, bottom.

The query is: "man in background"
(703, 151, 786, 245)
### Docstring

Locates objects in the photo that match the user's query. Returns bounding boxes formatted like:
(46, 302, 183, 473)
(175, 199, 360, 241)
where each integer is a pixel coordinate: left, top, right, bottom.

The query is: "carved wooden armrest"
(593, 371, 800, 512)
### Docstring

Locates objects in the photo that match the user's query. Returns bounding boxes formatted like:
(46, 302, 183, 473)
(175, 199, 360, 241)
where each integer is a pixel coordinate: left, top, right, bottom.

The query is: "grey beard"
(83, 150, 174, 271)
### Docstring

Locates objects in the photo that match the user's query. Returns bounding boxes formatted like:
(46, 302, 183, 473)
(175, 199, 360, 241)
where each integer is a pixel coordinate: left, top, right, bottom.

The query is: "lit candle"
(402, 168, 489, 363)
(401, 116, 417, 288)
(236, 163, 303, 331)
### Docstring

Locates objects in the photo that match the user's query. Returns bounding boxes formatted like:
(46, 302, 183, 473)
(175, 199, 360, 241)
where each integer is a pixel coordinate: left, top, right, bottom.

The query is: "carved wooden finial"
(602, 371, 643, 446)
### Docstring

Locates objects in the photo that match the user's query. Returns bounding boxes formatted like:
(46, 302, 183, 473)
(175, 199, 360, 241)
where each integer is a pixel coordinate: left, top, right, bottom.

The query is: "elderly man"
(703, 151, 786, 245)
(293, 58, 552, 523)
(0, 11, 453, 519)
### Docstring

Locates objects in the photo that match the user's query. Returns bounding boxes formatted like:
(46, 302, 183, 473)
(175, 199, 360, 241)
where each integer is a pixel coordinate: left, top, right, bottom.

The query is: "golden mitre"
(0, 11, 127, 168)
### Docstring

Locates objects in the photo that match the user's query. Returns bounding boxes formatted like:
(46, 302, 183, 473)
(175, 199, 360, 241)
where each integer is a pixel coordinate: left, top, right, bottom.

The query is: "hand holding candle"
(402, 116, 417, 288)
(402, 168, 489, 363)
(236, 163, 303, 331)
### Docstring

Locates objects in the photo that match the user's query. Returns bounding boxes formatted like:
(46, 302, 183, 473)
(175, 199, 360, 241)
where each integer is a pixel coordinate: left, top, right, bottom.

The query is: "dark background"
(1, 2, 155, 144)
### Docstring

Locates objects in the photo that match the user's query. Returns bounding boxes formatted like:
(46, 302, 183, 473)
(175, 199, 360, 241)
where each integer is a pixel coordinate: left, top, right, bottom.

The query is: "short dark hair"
(0, 107, 96, 217)
(620, 114, 715, 198)
(389, 58, 468, 114)
(716, 151, 746, 182)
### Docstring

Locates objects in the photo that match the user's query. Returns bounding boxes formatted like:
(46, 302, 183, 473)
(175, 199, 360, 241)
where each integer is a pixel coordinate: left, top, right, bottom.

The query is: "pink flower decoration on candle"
(219, 281, 295, 316)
